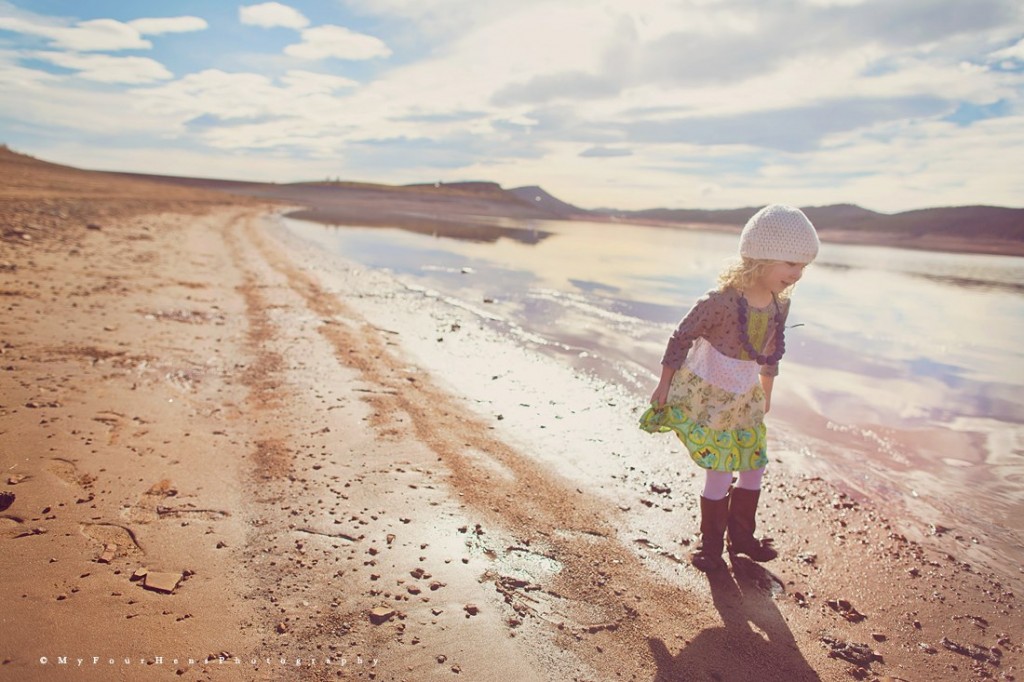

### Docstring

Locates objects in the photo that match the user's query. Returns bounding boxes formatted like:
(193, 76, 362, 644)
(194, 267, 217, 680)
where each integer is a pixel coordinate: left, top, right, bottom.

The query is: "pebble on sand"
(143, 572, 183, 594)
(370, 607, 396, 624)
(97, 544, 118, 564)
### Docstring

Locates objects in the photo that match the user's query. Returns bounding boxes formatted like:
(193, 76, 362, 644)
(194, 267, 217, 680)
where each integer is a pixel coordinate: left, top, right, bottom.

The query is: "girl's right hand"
(650, 366, 676, 409)
(650, 383, 670, 408)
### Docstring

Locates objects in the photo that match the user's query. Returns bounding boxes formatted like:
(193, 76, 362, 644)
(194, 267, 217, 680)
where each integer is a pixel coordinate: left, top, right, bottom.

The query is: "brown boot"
(727, 487, 777, 562)
(691, 495, 729, 572)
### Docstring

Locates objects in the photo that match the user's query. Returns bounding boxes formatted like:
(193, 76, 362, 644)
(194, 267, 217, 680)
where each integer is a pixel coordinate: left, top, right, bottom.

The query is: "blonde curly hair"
(717, 257, 795, 300)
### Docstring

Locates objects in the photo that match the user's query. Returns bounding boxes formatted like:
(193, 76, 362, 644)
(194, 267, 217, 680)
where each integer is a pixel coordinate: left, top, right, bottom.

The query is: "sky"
(0, 0, 1022, 213)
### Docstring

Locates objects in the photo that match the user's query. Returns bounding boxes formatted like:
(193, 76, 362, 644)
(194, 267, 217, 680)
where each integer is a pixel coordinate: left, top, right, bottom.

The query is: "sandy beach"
(1, 150, 1021, 682)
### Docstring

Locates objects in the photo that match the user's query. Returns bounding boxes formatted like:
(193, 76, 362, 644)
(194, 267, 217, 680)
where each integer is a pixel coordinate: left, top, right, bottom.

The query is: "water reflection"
(288, 208, 552, 245)
(282, 216, 1024, 571)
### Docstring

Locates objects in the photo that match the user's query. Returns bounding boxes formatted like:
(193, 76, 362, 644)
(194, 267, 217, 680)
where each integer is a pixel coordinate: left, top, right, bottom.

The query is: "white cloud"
(128, 16, 209, 36)
(239, 2, 309, 30)
(340, 0, 517, 39)
(799, 0, 876, 6)
(0, 16, 151, 51)
(280, 69, 359, 93)
(0, 47, 56, 85)
(0, 71, 176, 137)
(989, 37, 1024, 61)
(284, 25, 391, 60)
(27, 51, 173, 84)
(129, 69, 360, 135)
(133, 69, 285, 120)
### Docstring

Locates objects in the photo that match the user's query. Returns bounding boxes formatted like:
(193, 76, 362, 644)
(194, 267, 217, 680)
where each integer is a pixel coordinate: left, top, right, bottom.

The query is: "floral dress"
(639, 288, 788, 472)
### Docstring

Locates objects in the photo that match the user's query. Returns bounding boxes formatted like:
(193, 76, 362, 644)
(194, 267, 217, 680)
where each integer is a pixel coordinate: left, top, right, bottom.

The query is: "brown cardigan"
(661, 287, 791, 377)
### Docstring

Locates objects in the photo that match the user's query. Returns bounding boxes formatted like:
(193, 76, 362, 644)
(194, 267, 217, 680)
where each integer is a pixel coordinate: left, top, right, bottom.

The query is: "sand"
(0, 152, 1021, 681)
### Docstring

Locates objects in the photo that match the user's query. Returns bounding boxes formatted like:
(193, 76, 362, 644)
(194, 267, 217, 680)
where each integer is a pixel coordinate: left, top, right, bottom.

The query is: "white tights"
(702, 468, 765, 500)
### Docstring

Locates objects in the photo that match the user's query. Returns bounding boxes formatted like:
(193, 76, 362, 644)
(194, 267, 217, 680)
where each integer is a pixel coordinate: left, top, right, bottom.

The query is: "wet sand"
(1, 151, 1021, 681)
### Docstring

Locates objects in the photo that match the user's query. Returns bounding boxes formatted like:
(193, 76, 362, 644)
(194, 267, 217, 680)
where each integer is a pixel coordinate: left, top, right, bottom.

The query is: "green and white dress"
(639, 288, 789, 472)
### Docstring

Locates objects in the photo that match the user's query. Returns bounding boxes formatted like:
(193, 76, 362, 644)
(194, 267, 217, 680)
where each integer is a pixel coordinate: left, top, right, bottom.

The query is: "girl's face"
(758, 261, 807, 295)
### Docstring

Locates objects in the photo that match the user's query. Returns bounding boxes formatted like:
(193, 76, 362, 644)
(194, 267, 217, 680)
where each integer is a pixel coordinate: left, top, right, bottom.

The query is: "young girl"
(640, 204, 819, 573)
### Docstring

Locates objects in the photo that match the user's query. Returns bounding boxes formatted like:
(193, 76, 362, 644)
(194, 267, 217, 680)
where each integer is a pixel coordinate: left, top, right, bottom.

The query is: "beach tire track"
(221, 211, 294, 481)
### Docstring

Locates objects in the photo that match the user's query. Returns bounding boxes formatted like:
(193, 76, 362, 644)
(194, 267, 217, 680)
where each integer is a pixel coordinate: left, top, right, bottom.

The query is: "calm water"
(282, 216, 1024, 567)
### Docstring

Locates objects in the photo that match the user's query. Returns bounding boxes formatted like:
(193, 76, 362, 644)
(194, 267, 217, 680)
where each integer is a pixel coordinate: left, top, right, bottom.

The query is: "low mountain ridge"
(607, 202, 1024, 250)
(2, 146, 1021, 254)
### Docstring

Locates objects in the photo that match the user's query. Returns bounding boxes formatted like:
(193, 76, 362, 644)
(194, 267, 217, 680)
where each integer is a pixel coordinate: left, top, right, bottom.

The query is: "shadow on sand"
(649, 557, 821, 681)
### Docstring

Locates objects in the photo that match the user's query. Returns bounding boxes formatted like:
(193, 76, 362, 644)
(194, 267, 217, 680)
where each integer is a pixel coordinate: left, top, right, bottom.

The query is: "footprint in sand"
(0, 515, 25, 540)
(92, 411, 126, 445)
(46, 458, 97, 488)
(80, 522, 144, 558)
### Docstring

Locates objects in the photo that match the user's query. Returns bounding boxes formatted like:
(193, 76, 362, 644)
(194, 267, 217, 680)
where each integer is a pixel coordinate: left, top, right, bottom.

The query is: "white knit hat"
(739, 204, 819, 263)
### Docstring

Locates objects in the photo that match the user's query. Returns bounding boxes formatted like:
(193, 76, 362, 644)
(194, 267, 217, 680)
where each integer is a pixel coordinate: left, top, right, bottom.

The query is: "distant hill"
(3, 146, 1022, 255)
(605, 203, 1024, 255)
(508, 186, 587, 218)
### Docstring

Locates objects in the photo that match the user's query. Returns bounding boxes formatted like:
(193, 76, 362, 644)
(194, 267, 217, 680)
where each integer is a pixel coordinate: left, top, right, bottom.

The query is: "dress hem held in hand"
(641, 289, 780, 473)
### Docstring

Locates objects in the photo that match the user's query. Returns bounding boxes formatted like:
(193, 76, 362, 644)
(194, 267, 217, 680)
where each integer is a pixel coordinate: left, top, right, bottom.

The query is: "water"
(281, 215, 1024, 572)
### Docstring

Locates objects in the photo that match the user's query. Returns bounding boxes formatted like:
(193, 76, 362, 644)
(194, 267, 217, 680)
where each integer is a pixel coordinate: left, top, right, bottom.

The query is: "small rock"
(130, 567, 148, 582)
(143, 572, 183, 594)
(940, 636, 1000, 664)
(464, 604, 479, 616)
(820, 637, 879, 665)
(871, 632, 887, 642)
(369, 607, 395, 624)
(98, 544, 118, 564)
(86, 223, 102, 230)
(276, 622, 289, 634)
(847, 666, 869, 680)
(796, 552, 817, 565)
(827, 599, 866, 622)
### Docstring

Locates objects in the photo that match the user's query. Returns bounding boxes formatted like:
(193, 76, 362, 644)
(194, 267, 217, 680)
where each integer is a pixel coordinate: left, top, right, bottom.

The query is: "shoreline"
(279, 207, 1024, 259)
(2, 157, 1021, 681)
